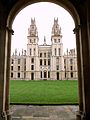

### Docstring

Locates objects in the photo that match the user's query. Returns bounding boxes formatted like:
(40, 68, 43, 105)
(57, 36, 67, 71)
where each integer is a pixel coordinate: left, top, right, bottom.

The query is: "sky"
(11, 2, 76, 55)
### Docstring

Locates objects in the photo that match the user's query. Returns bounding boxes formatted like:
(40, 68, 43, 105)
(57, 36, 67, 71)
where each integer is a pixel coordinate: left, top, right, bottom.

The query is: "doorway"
(57, 72, 59, 80)
(31, 72, 34, 80)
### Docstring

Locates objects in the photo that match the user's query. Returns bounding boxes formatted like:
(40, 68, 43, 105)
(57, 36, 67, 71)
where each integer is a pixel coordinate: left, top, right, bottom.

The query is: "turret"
(51, 18, 62, 36)
(51, 18, 63, 56)
(28, 18, 38, 37)
(27, 18, 39, 56)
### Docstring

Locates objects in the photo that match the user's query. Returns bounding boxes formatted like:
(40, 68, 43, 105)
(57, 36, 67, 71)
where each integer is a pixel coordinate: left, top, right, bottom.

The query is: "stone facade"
(10, 18, 77, 80)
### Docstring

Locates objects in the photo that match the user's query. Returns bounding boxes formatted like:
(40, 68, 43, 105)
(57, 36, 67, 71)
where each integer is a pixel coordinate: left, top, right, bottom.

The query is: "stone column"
(0, 25, 8, 120)
(73, 25, 83, 120)
(5, 27, 14, 120)
(81, 1, 90, 119)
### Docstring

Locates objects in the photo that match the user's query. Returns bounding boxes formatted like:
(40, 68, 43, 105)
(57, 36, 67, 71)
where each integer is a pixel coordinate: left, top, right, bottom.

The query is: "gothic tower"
(26, 18, 39, 80)
(51, 18, 64, 80)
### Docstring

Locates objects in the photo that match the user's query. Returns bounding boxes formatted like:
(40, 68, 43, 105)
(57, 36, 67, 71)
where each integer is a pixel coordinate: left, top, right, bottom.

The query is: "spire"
(15, 49, 17, 56)
(31, 18, 35, 25)
(24, 50, 26, 56)
(22, 49, 23, 55)
(43, 36, 47, 45)
(28, 18, 38, 36)
(52, 18, 62, 36)
(19, 52, 20, 56)
(67, 48, 68, 55)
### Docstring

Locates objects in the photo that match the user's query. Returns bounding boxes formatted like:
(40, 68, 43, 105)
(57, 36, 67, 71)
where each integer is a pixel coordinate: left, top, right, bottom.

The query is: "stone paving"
(10, 105, 78, 120)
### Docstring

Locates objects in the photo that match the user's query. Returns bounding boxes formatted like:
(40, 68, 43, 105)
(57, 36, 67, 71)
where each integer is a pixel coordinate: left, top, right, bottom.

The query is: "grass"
(10, 80, 79, 104)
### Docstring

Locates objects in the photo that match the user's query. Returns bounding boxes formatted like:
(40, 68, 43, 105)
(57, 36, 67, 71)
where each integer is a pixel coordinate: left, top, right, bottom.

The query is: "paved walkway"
(10, 105, 78, 120)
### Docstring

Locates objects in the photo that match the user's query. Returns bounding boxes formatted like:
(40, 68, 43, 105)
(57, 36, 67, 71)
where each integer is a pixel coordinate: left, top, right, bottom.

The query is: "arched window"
(44, 59, 46, 65)
(34, 48, 35, 55)
(11, 72, 13, 78)
(40, 53, 42, 57)
(44, 71, 47, 78)
(59, 48, 61, 56)
(30, 48, 31, 55)
(55, 48, 56, 55)
(40, 59, 42, 66)
(31, 58, 34, 63)
(44, 53, 46, 57)
(18, 73, 20, 78)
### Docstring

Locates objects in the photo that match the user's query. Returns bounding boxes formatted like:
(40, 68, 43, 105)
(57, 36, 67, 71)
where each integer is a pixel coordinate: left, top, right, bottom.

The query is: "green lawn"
(10, 80, 79, 104)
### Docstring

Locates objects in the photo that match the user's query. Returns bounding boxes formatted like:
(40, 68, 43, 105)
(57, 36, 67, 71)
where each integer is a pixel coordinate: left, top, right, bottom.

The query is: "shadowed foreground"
(10, 105, 78, 120)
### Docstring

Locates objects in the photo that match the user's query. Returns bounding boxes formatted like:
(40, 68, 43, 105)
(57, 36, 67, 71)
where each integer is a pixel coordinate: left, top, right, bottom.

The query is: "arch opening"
(8, 0, 79, 119)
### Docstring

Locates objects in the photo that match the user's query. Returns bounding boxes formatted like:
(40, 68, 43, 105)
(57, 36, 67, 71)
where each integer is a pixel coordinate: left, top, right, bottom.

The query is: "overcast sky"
(11, 2, 76, 55)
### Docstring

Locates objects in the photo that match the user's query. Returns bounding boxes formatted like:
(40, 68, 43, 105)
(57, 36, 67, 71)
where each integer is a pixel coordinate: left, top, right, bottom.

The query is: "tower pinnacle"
(52, 18, 61, 36)
(43, 36, 47, 45)
(28, 18, 38, 37)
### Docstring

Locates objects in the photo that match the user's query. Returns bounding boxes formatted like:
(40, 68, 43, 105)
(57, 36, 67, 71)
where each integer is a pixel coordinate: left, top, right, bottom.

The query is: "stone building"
(10, 18, 77, 80)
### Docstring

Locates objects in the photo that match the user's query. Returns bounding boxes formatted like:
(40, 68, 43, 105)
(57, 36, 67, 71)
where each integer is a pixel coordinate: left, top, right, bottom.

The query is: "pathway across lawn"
(10, 80, 79, 104)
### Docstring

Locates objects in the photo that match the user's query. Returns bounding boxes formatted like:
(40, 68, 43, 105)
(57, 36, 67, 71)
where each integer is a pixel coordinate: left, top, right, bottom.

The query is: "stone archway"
(1, 0, 87, 120)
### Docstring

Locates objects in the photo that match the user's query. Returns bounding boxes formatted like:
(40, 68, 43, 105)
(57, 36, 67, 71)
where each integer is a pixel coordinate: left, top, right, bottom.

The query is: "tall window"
(70, 66, 73, 70)
(18, 73, 20, 78)
(11, 66, 13, 71)
(18, 66, 20, 71)
(59, 48, 61, 56)
(40, 59, 42, 66)
(11, 72, 13, 78)
(40, 53, 42, 57)
(30, 48, 31, 55)
(48, 59, 50, 65)
(44, 53, 46, 57)
(34, 48, 35, 55)
(11, 59, 14, 64)
(56, 65, 59, 70)
(31, 58, 34, 63)
(44, 59, 46, 65)
(55, 48, 56, 55)
(18, 59, 20, 64)
(31, 65, 34, 70)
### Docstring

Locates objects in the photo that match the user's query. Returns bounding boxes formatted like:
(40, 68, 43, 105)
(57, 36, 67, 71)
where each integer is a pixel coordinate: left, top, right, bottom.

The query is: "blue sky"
(11, 2, 76, 54)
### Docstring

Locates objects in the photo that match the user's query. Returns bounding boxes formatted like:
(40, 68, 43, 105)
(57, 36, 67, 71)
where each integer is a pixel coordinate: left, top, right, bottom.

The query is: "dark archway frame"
(1, 0, 88, 120)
